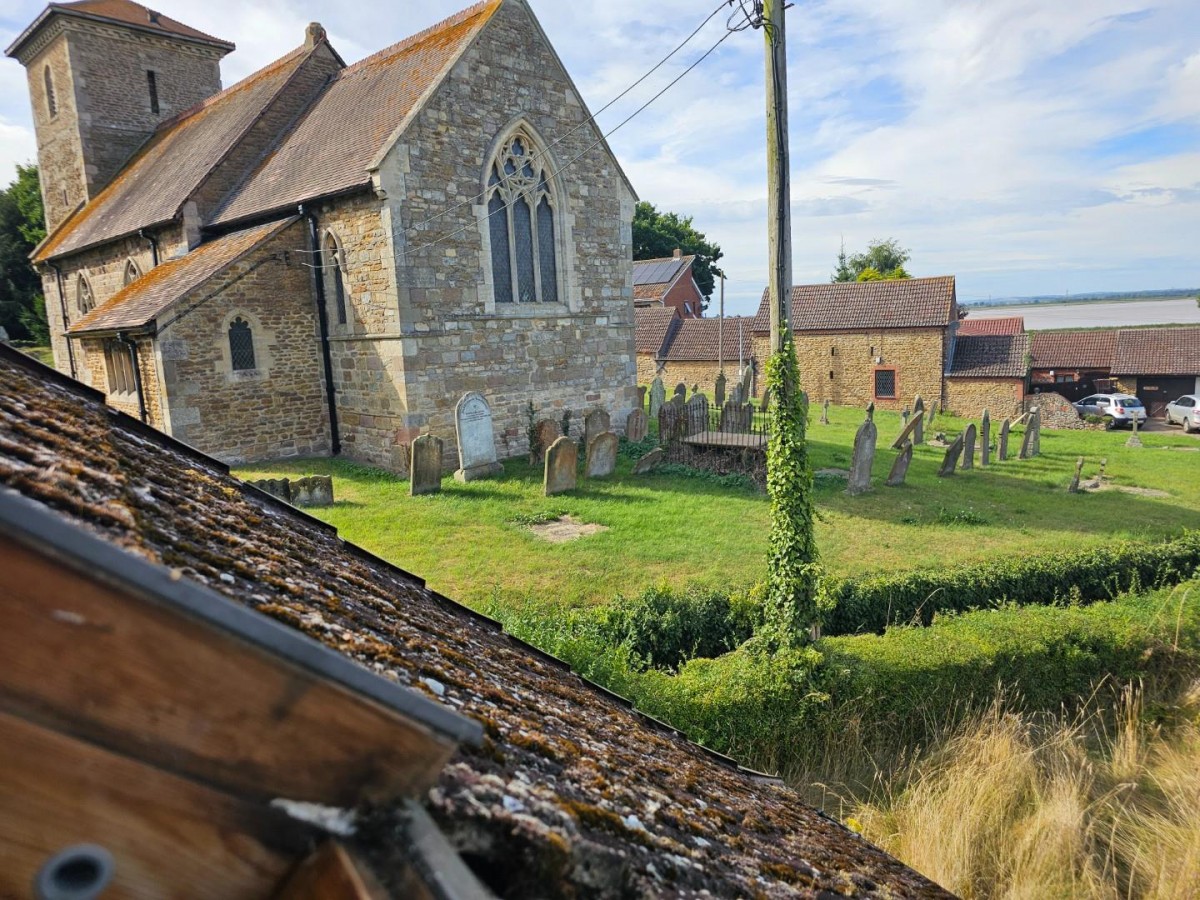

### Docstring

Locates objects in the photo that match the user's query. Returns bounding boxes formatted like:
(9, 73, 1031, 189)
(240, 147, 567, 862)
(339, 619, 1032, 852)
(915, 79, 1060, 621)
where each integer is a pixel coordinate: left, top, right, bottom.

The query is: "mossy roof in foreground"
(0, 345, 953, 899)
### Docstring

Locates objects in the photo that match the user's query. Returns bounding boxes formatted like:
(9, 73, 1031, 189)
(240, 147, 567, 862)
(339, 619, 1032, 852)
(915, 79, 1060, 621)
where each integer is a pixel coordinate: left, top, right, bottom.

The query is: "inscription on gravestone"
(454, 392, 502, 482)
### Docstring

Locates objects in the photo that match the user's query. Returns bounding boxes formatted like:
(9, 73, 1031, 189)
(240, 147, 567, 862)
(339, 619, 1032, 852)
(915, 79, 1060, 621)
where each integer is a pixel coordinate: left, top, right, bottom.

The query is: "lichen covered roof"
(1029, 330, 1118, 370)
(957, 315, 1025, 336)
(948, 332, 1030, 379)
(0, 346, 952, 899)
(211, 1, 500, 226)
(752, 277, 957, 333)
(1112, 327, 1200, 376)
(68, 218, 297, 334)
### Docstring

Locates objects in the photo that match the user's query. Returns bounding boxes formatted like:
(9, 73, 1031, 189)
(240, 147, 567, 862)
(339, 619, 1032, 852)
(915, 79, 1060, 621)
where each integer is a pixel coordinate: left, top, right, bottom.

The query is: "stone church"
(8, 0, 638, 470)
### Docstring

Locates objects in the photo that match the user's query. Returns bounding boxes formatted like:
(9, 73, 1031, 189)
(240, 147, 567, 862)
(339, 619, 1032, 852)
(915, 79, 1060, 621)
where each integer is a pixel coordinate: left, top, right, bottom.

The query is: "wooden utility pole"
(763, 0, 792, 354)
(718, 273, 725, 374)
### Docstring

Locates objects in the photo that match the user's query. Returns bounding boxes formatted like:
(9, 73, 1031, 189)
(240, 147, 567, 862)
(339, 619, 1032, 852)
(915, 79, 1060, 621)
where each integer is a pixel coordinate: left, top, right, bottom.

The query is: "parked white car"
(1073, 393, 1148, 429)
(1164, 395, 1200, 433)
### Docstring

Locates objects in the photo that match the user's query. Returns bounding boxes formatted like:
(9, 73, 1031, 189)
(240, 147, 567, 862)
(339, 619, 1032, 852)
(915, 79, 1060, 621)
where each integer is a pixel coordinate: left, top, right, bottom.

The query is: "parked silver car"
(1074, 393, 1148, 429)
(1164, 395, 1200, 433)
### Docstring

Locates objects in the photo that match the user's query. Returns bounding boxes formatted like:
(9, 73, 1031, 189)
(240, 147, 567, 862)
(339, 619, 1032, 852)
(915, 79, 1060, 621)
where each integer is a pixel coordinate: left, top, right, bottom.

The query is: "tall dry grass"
(836, 680, 1200, 899)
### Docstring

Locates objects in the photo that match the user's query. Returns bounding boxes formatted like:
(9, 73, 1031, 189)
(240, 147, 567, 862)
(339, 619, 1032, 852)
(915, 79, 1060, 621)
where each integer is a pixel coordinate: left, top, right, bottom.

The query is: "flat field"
(235, 406, 1200, 612)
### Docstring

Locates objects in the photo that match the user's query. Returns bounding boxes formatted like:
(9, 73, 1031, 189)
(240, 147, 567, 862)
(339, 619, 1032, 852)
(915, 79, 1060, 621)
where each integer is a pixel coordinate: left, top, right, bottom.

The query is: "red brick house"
(633, 250, 706, 318)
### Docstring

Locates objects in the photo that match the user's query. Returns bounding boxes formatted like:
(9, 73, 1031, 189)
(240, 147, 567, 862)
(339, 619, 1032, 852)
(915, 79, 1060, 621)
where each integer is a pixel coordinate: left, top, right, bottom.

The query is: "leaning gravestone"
(1068, 457, 1084, 493)
(927, 400, 939, 427)
(961, 423, 977, 470)
(584, 408, 611, 452)
(544, 436, 578, 496)
(1019, 406, 1039, 459)
(820, 398, 830, 425)
(586, 432, 618, 478)
(685, 395, 709, 435)
(912, 396, 925, 445)
(626, 408, 648, 443)
(649, 378, 666, 418)
(631, 447, 664, 474)
(846, 405, 878, 495)
(980, 410, 991, 467)
(886, 441, 913, 487)
(891, 408, 923, 449)
(454, 392, 503, 482)
(999, 419, 1011, 460)
(1031, 408, 1042, 456)
(533, 419, 560, 464)
(938, 433, 965, 476)
(714, 372, 727, 406)
(409, 434, 443, 496)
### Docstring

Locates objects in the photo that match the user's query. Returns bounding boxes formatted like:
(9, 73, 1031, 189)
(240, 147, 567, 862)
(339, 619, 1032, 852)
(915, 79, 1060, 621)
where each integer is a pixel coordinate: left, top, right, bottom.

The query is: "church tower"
(6, 1, 234, 233)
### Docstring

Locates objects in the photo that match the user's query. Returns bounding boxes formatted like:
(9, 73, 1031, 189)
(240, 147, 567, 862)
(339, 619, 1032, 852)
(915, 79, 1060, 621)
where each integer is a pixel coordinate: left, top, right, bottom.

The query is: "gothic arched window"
(228, 317, 256, 371)
(123, 259, 140, 286)
(323, 232, 347, 325)
(76, 275, 94, 315)
(44, 67, 57, 118)
(485, 132, 559, 304)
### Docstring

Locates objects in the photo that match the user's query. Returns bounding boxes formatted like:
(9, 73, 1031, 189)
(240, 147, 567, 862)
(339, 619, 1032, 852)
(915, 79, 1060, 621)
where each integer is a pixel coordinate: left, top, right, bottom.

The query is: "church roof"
(68, 217, 297, 335)
(0, 344, 951, 899)
(751, 277, 958, 334)
(212, 1, 500, 227)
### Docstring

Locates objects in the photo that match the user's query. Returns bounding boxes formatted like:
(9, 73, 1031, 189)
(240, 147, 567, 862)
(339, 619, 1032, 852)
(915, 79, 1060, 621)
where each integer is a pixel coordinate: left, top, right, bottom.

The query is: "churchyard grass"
(236, 404, 1200, 612)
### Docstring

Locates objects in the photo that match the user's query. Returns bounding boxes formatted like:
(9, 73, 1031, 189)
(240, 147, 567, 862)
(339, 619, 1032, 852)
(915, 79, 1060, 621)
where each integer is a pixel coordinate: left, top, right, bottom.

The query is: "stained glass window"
(484, 130, 559, 304)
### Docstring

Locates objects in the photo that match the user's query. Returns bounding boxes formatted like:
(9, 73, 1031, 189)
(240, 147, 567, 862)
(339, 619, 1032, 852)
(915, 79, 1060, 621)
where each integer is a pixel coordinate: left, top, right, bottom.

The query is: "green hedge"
(822, 531, 1200, 635)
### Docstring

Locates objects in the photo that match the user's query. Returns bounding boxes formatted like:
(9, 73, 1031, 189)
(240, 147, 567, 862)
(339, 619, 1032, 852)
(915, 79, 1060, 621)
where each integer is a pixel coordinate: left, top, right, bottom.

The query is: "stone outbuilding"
(9, 0, 638, 472)
(635, 311, 758, 398)
(945, 331, 1030, 418)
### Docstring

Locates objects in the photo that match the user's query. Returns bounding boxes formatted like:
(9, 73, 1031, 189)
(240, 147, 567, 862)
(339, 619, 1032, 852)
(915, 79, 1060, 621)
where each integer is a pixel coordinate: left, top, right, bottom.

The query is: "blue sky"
(2, 0, 1197, 315)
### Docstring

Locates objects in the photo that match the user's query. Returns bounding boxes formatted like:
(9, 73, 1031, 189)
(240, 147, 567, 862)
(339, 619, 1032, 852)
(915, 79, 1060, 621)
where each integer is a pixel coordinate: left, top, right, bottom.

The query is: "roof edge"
(6, 3, 235, 60)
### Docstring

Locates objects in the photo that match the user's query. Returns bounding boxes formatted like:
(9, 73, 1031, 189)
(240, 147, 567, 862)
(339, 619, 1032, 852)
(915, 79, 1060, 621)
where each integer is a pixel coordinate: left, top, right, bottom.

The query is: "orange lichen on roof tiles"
(56, 0, 233, 47)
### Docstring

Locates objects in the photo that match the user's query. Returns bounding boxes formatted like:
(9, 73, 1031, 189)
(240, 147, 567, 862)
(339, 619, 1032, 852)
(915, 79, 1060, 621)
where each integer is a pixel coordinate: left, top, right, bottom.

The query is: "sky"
(1, 0, 1198, 316)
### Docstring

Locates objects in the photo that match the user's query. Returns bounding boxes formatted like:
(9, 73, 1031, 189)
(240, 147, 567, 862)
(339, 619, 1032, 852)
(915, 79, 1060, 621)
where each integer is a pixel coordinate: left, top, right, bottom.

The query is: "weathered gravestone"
(291, 476, 334, 507)
(886, 441, 913, 487)
(544, 436, 578, 496)
(584, 408, 611, 452)
(731, 384, 745, 405)
(980, 410, 991, 467)
(625, 408, 648, 442)
(760, 387, 771, 414)
(649, 377, 666, 418)
(637, 385, 647, 410)
(674, 383, 687, 400)
(820, 398, 830, 425)
(720, 401, 752, 433)
(685, 395, 709, 435)
(409, 434, 443, 496)
(533, 419, 560, 464)
(1126, 413, 1142, 448)
(586, 432, 618, 478)
(891, 408, 923, 449)
(658, 404, 684, 443)
(1031, 409, 1042, 456)
(999, 418, 1011, 460)
(847, 404, 878, 495)
(902, 408, 910, 425)
(1019, 407, 1040, 459)
(961, 423, 977, 470)
(938, 433, 965, 476)
(1068, 456, 1085, 493)
(912, 396, 926, 444)
(454, 392, 502, 482)
(738, 366, 753, 401)
(250, 478, 291, 503)
(927, 400, 940, 426)
(714, 372, 727, 406)
(632, 447, 664, 474)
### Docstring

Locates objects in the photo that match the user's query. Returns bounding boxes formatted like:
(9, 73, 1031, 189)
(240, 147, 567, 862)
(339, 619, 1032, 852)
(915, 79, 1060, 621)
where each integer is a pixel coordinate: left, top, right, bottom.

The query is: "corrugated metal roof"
(751, 277, 957, 333)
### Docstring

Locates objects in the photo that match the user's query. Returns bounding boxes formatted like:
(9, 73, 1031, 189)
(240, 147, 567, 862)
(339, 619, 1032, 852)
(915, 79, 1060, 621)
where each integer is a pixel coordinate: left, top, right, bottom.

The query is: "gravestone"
(533, 419, 560, 464)
(980, 410, 991, 467)
(846, 405, 878, 495)
(586, 432, 618, 478)
(820, 398, 830, 425)
(760, 387, 771, 413)
(714, 373, 727, 406)
(649, 378, 666, 418)
(913, 396, 925, 444)
(999, 419, 1011, 460)
(1125, 413, 1142, 448)
(674, 383, 687, 400)
(961, 423, 976, 470)
(891, 409, 923, 449)
(902, 409, 910, 425)
(632, 447, 664, 474)
(659, 404, 684, 443)
(938, 433, 965, 476)
(250, 478, 291, 503)
(1068, 456, 1084, 493)
(637, 385, 647, 410)
(738, 366, 753, 401)
(409, 434, 443, 496)
(685, 394, 709, 435)
(927, 400, 939, 426)
(669, 393, 685, 409)
(626, 408, 648, 443)
(453, 392, 502, 482)
(886, 441, 913, 487)
(691, 384, 700, 397)
(1031, 409, 1042, 456)
(584, 408, 611, 452)
(731, 384, 745, 405)
(1019, 406, 1039, 459)
(544, 436, 578, 496)
(291, 476, 334, 507)
(720, 401, 752, 433)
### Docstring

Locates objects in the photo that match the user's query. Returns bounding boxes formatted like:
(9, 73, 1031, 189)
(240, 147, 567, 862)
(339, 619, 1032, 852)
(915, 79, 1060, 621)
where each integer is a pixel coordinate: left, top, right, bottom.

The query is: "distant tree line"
(0, 164, 47, 342)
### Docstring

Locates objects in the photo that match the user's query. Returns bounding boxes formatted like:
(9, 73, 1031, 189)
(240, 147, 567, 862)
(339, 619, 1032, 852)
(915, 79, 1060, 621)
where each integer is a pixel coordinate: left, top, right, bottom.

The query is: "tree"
(632, 201, 723, 309)
(831, 238, 912, 283)
(0, 164, 48, 342)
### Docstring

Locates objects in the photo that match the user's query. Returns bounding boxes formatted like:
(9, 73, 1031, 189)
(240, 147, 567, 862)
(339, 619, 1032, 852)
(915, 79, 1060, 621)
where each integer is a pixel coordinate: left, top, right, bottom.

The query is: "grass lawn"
(235, 405, 1200, 612)
(17, 344, 54, 366)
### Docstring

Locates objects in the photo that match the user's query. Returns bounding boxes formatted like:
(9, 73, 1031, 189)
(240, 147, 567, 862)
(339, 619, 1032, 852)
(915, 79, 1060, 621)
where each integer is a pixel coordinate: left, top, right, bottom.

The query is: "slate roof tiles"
(751, 277, 957, 333)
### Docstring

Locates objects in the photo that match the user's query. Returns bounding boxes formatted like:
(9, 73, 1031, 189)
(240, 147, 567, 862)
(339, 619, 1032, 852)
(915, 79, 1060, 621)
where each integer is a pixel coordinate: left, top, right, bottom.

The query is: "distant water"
(965, 297, 1200, 329)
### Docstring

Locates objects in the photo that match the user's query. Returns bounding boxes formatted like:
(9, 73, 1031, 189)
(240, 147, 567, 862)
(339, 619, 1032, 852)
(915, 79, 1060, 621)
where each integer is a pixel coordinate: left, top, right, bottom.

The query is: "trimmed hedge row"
(823, 531, 1200, 636)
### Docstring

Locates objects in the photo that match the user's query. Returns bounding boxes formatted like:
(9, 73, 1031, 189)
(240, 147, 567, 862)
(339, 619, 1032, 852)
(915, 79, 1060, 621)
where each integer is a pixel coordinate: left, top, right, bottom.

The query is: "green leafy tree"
(632, 201, 723, 309)
(761, 330, 822, 645)
(831, 238, 912, 283)
(0, 164, 48, 342)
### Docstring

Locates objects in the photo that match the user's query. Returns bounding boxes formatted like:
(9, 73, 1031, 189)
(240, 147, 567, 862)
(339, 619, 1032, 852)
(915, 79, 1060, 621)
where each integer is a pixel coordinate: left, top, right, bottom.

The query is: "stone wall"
(635, 352, 661, 386)
(944, 377, 1025, 419)
(154, 219, 331, 463)
(645, 360, 754, 401)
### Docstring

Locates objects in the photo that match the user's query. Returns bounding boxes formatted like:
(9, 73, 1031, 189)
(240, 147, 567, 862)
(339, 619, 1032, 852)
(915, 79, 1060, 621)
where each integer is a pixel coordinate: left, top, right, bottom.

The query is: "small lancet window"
(76, 275, 94, 315)
(123, 259, 140, 286)
(323, 233, 347, 325)
(44, 66, 57, 117)
(147, 70, 160, 115)
(228, 317, 256, 371)
(484, 130, 559, 305)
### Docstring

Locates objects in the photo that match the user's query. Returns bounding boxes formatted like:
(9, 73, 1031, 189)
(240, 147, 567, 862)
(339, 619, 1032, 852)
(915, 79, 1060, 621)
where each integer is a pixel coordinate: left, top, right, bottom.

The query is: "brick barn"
(8, 0, 638, 471)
